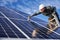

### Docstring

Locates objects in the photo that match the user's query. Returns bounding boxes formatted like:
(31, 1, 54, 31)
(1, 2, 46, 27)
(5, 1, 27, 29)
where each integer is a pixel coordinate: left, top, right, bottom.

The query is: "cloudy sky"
(0, 0, 60, 22)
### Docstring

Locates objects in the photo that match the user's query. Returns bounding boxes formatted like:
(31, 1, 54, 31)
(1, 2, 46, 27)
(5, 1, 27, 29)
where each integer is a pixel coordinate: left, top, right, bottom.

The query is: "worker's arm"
(30, 11, 41, 17)
(28, 11, 41, 21)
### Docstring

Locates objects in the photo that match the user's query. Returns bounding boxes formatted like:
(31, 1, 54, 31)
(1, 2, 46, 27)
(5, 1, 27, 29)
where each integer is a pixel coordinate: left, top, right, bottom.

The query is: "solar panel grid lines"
(0, 16, 28, 21)
(0, 7, 26, 20)
(1, 18, 19, 38)
(11, 20, 32, 37)
(0, 24, 7, 37)
(2, 18, 26, 38)
(0, 18, 19, 38)
(0, 24, 9, 38)
(0, 11, 31, 39)
(0, 6, 60, 39)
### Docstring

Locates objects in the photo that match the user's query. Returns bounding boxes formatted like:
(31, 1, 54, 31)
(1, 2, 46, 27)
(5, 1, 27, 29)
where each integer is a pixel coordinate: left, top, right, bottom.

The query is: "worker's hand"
(27, 16, 31, 21)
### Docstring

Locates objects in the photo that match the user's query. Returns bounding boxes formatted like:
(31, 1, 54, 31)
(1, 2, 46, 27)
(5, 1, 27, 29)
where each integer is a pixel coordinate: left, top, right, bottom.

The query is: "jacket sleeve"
(30, 11, 41, 17)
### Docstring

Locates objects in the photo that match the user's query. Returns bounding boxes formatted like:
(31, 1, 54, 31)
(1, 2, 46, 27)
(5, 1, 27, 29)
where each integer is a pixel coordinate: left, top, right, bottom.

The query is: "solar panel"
(0, 6, 60, 39)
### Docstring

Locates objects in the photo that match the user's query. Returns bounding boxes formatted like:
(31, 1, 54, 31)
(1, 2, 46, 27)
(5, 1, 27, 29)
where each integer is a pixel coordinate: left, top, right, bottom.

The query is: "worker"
(28, 4, 60, 37)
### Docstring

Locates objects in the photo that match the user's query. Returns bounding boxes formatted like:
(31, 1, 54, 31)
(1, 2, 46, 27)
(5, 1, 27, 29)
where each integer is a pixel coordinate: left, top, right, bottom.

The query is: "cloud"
(0, 0, 18, 6)
(17, 4, 38, 14)
(40, 0, 60, 9)
(16, 4, 32, 14)
(34, 0, 60, 9)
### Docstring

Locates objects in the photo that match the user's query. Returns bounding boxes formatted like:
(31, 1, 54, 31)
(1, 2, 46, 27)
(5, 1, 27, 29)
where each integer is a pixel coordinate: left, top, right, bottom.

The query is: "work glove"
(27, 16, 31, 21)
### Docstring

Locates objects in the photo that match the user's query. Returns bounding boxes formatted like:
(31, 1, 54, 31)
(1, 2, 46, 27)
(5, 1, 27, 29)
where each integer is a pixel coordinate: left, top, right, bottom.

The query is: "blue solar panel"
(0, 6, 60, 39)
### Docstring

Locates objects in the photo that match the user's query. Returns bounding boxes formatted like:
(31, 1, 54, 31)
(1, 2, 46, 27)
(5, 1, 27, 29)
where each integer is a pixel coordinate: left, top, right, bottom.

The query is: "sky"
(0, 0, 60, 22)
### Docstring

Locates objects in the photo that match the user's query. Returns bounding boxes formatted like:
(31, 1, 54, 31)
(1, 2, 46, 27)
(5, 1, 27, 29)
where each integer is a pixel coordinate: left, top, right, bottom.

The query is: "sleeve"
(30, 11, 41, 17)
